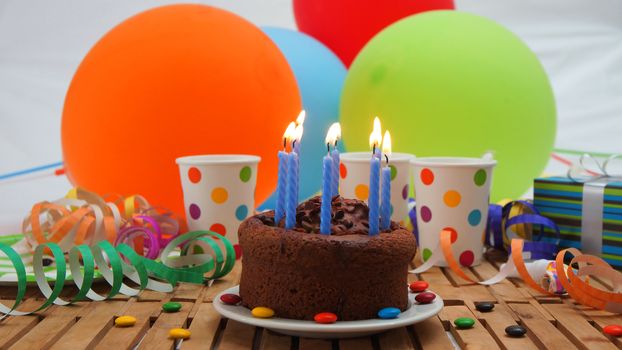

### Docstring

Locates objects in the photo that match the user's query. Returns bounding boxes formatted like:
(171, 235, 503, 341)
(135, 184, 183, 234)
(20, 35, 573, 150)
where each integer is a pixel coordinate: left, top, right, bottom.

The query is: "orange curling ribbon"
(424, 229, 622, 312)
(21, 187, 169, 254)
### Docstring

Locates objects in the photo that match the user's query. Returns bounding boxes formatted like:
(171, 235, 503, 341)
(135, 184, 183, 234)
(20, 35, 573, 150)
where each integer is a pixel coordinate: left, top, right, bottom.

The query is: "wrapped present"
(534, 155, 622, 268)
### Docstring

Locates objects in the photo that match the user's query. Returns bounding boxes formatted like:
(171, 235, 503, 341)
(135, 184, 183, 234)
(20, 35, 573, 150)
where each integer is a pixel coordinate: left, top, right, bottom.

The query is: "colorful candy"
(162, 302, 182, 313)
(505, 325, 527, 337)
(314, 312, 338, 324)
(415, 292, 436, 304)
(454, 317, 475, 329)
(220, 293, 242, 305)
(115, 315, 137, 327)
(169, 328, 191, 339)
(475, 302, 494, 312)
(604, 324, 622, 337)
(377, 307, 400, 319)
(251, 306, 275, 318)
(409, 281, 429, 293)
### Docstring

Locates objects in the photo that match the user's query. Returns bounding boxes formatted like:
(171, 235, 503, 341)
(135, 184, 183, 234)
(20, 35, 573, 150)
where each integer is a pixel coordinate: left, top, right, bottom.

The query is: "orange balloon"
(62, 5, 301, 220)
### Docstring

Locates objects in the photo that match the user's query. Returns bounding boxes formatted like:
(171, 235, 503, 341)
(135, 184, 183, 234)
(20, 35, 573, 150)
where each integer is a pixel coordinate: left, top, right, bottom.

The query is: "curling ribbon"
(411, 229, 622, 312)
(410, 199, 560, 258)
(0, 229, 235, 318)
(21, 187, 178, 258)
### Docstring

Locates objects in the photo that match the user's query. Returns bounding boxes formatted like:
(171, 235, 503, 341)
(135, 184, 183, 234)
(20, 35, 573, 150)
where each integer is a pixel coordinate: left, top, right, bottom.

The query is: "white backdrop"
(1, 0, 621, 233)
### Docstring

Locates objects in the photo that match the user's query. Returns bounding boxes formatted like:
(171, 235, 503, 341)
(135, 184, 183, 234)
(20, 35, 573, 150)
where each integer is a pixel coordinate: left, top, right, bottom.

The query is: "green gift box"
(534, 176, 622, 268)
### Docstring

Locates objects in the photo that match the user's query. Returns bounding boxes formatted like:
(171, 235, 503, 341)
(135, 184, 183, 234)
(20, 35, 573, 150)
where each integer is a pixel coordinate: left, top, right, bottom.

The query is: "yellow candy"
(114, 315, 137, 327)
(169, 328, 191, 339)
(251, 306, 275, 318)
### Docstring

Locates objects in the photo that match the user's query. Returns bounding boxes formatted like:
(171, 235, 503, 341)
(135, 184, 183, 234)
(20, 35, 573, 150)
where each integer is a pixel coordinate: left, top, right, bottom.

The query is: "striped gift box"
(534, 176, 622, 269)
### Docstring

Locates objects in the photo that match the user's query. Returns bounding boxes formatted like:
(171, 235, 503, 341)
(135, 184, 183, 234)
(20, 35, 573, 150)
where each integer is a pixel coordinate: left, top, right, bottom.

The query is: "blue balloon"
(258, 27, 347, 210)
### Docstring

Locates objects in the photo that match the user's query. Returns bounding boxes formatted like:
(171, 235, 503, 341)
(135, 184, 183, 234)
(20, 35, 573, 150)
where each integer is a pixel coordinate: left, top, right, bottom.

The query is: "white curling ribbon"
(410, 242, 517, 285)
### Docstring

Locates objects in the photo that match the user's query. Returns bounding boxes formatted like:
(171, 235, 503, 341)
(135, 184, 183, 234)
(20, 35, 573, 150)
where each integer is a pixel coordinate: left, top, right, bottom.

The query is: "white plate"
(213, 285, 444, 339)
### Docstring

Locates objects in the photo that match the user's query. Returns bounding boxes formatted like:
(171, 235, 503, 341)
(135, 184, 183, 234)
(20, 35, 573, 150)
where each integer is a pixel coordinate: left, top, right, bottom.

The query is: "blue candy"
(377, 307, 400, 319)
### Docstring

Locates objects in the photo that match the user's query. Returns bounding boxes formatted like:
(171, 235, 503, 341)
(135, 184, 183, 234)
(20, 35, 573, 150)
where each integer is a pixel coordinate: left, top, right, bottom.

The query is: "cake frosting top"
(257, 196, 399, 235)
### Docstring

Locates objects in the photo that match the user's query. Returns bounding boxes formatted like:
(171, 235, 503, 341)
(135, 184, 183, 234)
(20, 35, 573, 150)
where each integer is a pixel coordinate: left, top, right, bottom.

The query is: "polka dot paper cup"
(176, 155, 260, 257)
(412, 157, 496, 267)
(339, 152, 414, 224)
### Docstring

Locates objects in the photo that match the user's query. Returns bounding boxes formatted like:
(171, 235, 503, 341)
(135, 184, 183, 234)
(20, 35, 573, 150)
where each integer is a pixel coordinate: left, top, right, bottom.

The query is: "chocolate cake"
(238, 196, 417, 321)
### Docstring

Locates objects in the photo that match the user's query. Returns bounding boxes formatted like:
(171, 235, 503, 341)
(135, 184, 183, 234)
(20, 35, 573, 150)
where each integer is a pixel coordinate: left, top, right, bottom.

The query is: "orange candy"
(409, 281, 429, 293)
(604, 325, 622, 337)
(314, 312, 338, 324)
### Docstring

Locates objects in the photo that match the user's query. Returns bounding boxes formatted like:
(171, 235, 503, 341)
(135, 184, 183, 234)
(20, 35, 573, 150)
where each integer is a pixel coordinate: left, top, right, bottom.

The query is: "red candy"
(604, 325, 622, 337)
(314, 312, 338, 324)
(415, 292, 436, 304)
(409, 281, 429, 293)
(220, 293, 242, 305)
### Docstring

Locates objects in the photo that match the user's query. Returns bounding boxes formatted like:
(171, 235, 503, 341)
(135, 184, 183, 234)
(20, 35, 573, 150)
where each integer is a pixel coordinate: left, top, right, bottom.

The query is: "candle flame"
(369, 117, 382, 149)
(296, 110, 306, 126)
(294, 123, 304, 143)
(283, 122, 296, 142)
(382, 130, 392, 157)
(325, 123, 341, 145)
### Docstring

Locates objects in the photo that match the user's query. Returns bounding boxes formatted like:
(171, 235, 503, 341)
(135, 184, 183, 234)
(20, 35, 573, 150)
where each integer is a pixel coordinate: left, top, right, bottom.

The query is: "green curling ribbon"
(0, 230, 234, 317)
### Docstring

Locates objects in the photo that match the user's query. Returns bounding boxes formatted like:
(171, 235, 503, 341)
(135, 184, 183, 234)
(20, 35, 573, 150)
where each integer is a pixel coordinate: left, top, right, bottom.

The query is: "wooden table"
(0, 254, 620, 350)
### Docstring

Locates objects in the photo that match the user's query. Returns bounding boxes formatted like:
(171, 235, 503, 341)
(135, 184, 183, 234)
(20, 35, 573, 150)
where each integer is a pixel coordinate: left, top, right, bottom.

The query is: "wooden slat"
(95, 301, 159, 350)
(470, 301, 538, 350)
(183, 303, 221, 350)
(543, 303, 617, 350)
(339, 336, 373, 350)
(299, 337, 333, 350)
(377, 327, 414, 349)
(204, 262, 242, 303)
(472, 261, 529, 303)
(50, 300, 126, 350)
(0, 299, 41, 349)
(258, 330, 292, 350)
(8, 303, 83, 350)
(439, 305, 500, 349)
(138, 301, 193, 350)
(442, 266, 497, 303)
(509, 303, 578, 350)
(172, 283, 204, 302)
(410, 316, 454, 350)
(137, 289, 169, 302)
(217, 319, 256, 350)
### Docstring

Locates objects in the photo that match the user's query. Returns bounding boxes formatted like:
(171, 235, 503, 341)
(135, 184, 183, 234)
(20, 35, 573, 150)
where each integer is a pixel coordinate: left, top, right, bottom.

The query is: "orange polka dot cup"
(412, 157, 496, 267)
(176, 155, 260, 257)
(339, 152, 414, 223)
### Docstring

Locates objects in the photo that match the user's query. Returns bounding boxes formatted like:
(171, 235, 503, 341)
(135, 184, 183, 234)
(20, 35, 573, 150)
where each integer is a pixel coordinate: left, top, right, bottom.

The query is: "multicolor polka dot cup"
(412, 157, 496, 267)
(176, 155, 260, 258)
(339, 152, 414, 223)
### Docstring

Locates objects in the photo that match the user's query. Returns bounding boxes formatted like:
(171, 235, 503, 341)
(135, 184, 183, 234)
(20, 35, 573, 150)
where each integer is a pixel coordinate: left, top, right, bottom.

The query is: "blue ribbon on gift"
(408, 198, 560, 260)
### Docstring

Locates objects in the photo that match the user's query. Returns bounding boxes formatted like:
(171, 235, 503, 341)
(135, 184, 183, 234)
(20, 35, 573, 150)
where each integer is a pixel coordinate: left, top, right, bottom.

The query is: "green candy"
(454, 317, 475, 329)
(162, 302, 182, 313)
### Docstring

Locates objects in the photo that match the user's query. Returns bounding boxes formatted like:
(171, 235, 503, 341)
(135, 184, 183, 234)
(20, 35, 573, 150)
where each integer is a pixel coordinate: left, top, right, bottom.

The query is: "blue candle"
(320, 154, 333, 234)
(331, 149, 340, 197)
(368, 117, 382, 236)
(286, 122, 303, 229)
(380, 165, 391, 231)
(380, 130, 392, 231)
(326, 123, 341, 198)
(285, 151, 299, 229)
(274, 150, 288, 225)
(369, 157, 380, 235)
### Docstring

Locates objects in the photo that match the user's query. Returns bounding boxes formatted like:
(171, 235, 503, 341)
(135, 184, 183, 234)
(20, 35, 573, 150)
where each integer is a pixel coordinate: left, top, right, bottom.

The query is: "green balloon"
(340, 11, 556, 201)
